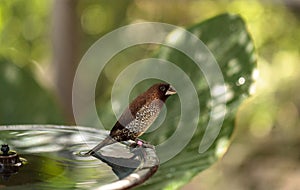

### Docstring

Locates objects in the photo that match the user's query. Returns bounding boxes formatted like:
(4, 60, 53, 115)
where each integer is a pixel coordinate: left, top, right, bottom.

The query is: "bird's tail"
(85, 136, 116, 155)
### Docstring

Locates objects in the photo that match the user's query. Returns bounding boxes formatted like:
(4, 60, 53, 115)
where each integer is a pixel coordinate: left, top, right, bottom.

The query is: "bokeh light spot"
(81, 5, 112, 35)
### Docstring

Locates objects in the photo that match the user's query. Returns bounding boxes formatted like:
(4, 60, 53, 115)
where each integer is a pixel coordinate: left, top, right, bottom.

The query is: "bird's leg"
(136, 138, 146, 146)
(129, 138, 155, 149)
(120, 139, 144, 148)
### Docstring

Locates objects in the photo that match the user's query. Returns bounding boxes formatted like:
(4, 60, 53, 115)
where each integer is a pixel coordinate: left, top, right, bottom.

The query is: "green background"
(0, 1, 299, 190)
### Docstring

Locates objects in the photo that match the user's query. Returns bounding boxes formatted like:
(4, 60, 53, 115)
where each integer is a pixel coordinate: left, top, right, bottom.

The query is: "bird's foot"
(129, 139, 154, 149)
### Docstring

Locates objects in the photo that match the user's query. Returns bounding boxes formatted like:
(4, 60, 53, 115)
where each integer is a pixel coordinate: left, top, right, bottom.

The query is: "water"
(0, 125, 119, 189)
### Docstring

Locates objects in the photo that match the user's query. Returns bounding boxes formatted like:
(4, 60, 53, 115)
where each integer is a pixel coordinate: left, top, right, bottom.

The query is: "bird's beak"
(165, 85, 177, 95)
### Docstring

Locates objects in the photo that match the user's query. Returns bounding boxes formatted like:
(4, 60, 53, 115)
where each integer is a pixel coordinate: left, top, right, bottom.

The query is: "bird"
(85, 83, 176, 155)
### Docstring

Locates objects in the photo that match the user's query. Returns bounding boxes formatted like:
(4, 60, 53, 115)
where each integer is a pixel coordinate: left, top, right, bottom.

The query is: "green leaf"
(0, 57, 64, 124)
(137, 13, 256, 190)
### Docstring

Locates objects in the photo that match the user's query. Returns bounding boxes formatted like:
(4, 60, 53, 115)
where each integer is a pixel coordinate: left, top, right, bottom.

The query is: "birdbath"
(0, 125, 159, 190)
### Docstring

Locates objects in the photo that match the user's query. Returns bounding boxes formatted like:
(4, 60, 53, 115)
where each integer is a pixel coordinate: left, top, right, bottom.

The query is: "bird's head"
(147, 83, 177, 101)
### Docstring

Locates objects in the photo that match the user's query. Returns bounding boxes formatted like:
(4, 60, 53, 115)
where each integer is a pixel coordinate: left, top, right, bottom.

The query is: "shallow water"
(0, 125, 118, 189)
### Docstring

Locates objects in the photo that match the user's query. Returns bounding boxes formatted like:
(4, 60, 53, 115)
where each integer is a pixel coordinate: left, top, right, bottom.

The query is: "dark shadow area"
(91, 143, 159, 189)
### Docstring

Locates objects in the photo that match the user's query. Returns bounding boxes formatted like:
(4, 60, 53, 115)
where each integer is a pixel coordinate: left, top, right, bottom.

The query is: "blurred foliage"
(0, 0, 299, 190)
(0, 0, 52, 66)
(0, 57, 63, 124)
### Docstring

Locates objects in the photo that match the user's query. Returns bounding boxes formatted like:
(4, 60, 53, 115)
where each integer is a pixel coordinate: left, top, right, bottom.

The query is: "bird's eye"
(159, 85, 166, 92)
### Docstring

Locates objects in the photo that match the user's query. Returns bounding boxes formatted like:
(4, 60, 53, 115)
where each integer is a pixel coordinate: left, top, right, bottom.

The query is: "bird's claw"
(129, 139, 154, 149)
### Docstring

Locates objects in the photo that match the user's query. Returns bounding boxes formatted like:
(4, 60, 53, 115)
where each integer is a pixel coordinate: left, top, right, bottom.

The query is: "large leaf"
(136, 13, 256, 190)
(0, 57, 64, 124)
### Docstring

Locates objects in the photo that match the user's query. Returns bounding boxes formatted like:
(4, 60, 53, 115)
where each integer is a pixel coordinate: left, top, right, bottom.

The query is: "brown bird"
(85, 83, 176, 155)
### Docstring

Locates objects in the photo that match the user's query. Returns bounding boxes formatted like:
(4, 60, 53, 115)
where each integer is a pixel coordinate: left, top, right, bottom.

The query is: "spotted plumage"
(127, 100, 162, 134)
(86, 83, 176, 155)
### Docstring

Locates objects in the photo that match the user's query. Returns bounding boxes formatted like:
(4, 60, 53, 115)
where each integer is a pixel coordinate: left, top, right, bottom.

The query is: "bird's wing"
(110, 95, 147, 139)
